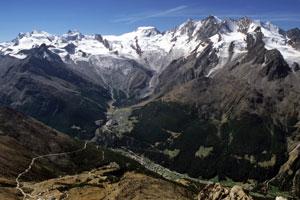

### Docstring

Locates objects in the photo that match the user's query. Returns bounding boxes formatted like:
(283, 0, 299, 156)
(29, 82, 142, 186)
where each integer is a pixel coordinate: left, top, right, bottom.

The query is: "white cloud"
(113, 5, 188, 24)
(113, 5, 300, 28)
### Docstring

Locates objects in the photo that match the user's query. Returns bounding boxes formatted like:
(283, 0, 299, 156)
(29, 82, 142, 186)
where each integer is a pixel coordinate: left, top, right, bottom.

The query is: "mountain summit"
(1, 16, 299, 74)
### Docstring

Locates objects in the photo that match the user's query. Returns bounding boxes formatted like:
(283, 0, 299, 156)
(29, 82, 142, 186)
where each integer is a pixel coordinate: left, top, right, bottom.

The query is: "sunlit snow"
(0, 16, 299, 77)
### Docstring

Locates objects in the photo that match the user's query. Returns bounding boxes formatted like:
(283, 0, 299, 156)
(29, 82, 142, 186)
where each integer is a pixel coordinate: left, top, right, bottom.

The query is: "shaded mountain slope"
(0, 106, 199, 200)
(94, 21, 300, 198)
(0, 45, 111, 139)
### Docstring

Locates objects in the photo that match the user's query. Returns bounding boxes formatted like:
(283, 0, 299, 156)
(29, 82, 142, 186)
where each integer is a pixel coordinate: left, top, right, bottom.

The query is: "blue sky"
(0, 0, 299, 41)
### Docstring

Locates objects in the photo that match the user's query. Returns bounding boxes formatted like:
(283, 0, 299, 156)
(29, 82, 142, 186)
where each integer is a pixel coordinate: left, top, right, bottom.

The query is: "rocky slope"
(198, 183, 253, 200)
(0, 44, 110, 139)
(0, 106, 200, 200)
(19, 163, 195, 200)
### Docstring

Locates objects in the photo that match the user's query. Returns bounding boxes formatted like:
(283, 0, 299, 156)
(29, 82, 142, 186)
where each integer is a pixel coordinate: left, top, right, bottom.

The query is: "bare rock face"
(198, 183, 253, 200)
(261, 49, 291, 81)
(228, 186, 253, 200)
(292, 62, 300, 72)
(267, 144, 300, 197)
(287, 28, 300, 39)
(198, 183, 229, 200)
(287, 28, 300, 50)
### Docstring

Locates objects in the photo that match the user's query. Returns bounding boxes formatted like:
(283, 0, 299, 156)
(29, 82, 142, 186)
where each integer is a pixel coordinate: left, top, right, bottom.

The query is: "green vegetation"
(112, 88, 140, 107)
(209, 176, 240, 187)
(250, 185, 294, 199)
(126, 101, 288, 184)
(267, 186, 291, 198)
(163, 149, 180, 159)
(113, 88, 127, 101)
(209, 176, 219, 183)
(113, 148, 208, 188)
(195, 146, 213, 158)
(130, 101, 199, 145)
(18, 92, 108, 140)
(220, 178, 241, 187)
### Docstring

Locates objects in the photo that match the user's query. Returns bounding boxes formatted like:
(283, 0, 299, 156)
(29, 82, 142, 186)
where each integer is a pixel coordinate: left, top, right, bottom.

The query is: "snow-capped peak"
(167, 18, 199, 38)
(31, 30, 50, 35)
(0, 15, 299, 76)
(134, 27, 160, 37)
(221, 18, 239, 32)
(177, 18, 196, 31)
(13, 30, 54, 42)
(15, 32, 30, 40)
(136, 26, 156, 31)
(247, 19, 284, 38)
(205, 15, 222, 24)
(61, 30, 84, 42)
(182, 18, 196, 26)
(67, 30, 82, 35)
(263, 21, 282, 35)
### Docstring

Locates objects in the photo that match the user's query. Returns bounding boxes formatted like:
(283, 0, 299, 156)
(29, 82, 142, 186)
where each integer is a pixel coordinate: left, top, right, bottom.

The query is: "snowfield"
(0, 16, 299, 77)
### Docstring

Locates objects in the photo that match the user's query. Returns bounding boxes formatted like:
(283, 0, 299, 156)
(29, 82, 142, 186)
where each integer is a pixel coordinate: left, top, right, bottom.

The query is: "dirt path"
(290, 143, 300, 155)
(15, 142, 88, 200)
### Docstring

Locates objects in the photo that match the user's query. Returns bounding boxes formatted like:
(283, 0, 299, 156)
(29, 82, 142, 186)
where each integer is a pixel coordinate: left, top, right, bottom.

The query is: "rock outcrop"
(198, 183, 253, 200)
(275, 197, 287, 200)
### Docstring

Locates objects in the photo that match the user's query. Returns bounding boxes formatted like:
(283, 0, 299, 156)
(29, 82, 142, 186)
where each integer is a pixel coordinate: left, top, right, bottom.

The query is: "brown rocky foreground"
(198, 183, 253, 200)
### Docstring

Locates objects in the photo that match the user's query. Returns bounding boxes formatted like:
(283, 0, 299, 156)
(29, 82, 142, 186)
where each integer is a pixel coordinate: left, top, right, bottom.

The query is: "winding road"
(15, 142, 88, 200)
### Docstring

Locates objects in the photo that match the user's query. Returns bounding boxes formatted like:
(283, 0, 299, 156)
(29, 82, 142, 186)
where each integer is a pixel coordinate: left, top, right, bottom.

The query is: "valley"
(0, 107, 202, 200)
(96, 102, 295, 199)
(0, 14, 300, 199)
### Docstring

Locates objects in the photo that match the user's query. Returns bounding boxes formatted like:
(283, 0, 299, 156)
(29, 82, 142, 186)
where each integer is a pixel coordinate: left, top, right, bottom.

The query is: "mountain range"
(0, 15, 300, 198)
